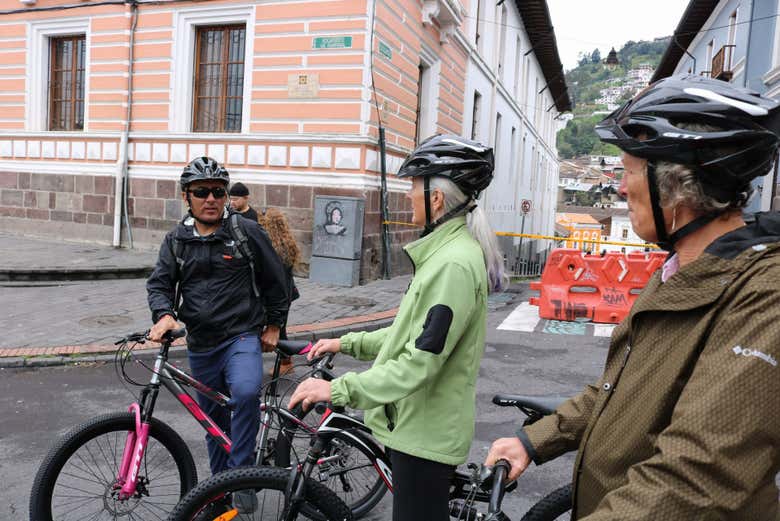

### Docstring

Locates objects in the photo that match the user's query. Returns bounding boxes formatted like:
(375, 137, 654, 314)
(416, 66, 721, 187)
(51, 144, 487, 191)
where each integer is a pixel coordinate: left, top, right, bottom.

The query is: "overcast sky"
(546, 0, 690, 70)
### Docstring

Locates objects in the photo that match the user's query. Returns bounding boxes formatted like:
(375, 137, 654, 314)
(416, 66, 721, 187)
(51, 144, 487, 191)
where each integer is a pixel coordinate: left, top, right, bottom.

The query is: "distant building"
(605, 47, 619, 69)
(556, 212, 603, 251)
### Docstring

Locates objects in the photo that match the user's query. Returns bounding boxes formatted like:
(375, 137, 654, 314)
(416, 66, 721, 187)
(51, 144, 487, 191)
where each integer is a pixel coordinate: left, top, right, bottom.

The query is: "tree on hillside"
(591, 49, 601, 64)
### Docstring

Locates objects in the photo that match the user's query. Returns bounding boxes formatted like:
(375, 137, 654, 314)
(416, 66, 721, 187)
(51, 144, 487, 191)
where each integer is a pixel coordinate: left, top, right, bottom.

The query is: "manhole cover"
(79, 314, 133, 328)
(323, 296, 377, 308)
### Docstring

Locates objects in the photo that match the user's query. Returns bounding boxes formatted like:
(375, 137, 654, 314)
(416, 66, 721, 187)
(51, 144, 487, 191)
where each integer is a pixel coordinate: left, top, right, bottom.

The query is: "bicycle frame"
(116, 340, 231, 499)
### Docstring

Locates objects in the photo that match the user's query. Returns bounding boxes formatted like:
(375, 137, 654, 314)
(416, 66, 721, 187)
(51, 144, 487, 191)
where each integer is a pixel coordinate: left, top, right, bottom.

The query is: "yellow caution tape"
(381, 221, 658, 249)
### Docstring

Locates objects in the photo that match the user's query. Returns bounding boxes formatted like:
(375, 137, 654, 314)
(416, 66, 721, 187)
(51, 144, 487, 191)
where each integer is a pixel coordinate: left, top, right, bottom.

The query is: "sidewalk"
(0, 233, 410, 367)
(0, 232, 159, 280)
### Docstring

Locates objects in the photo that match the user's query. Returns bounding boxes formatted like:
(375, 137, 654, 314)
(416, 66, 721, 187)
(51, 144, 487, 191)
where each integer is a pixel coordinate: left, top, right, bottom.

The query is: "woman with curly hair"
(258, 207, 301, 374)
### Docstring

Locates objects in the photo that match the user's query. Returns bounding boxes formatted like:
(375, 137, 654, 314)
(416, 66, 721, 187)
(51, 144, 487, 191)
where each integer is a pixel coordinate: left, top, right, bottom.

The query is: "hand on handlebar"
(148, 314, 179, 343)
(485, 437, 531, 481)
(288, 377, 332, 411)
(307, 338, 341, 361)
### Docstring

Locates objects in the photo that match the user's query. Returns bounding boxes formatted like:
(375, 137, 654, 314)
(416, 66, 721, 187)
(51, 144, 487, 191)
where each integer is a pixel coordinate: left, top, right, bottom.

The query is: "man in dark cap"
(229, 182, 258, 222)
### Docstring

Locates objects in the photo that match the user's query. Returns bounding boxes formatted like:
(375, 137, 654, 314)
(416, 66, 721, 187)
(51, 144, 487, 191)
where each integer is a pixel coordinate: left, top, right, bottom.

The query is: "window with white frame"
(514, 37, 522, 98)
(27, 18, 91, 131)
(471, 91, 482, 141)
(193, 25, 246, 133)
(415, 48, 440, 144)
(705, 40, 714, 72)
(172, 6, 254, 133)
(49, 35, 86, 131)
(474, 0, 487, 51)
(728, 9, 738, 46)
(497, 5, 507, 76)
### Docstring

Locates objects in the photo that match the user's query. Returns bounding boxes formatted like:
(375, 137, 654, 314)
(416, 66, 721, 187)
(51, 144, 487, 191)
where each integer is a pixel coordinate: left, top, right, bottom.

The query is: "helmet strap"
(422, 176, 433, 236)
(420, 182, 475, 237)
(184, 191, 227, 225)
(646, 161, 721, 252)
(646, 162, 673, 251)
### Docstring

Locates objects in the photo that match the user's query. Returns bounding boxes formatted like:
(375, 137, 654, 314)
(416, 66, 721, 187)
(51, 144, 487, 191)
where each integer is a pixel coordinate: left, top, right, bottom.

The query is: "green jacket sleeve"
(339, 327, 391, 362)
(330, 262, 476, 409)
(521, 382, 600, 464)
(580, 282, 780, 520)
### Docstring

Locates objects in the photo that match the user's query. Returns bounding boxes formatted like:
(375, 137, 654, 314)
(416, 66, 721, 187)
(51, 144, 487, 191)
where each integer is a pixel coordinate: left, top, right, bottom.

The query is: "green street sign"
(312, 36, 353, 49)
(378, 41, 392, 60)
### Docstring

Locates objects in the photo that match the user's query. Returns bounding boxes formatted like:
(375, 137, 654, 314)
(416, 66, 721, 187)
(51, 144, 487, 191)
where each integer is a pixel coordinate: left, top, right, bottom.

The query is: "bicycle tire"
(30, 411, 198, 521)
(274, 404, 387, 520)
(519, 483, 572, 521)
(168, 465, 353, 521)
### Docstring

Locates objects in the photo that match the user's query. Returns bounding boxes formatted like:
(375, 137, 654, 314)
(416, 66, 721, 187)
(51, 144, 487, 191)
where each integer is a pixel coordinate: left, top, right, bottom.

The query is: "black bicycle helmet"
(397, 134, 494, 198)
(397, 135, 494, 236)
(180, 156, 230, 191)
(596, 73, 780, 199)
(595, 74, 780, 250)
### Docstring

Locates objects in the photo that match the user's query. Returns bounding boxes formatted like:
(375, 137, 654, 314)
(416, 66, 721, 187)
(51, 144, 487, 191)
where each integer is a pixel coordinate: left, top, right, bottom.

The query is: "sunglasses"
(188, 186, 227, 199)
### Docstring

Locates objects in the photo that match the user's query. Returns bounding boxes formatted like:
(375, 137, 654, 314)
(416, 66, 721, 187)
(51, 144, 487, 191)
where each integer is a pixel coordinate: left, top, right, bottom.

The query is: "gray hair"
(653, 122, 751, 212)
(429, 177, 508, 293)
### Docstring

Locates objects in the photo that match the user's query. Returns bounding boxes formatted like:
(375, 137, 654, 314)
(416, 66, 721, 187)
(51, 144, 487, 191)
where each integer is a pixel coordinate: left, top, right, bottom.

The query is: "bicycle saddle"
(492, 394, 567, 416)
(276, 340, 312, 357)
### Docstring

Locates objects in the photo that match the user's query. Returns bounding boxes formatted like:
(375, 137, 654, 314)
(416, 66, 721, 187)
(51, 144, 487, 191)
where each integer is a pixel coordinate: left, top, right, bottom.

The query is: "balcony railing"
(711, 45, 736, 81)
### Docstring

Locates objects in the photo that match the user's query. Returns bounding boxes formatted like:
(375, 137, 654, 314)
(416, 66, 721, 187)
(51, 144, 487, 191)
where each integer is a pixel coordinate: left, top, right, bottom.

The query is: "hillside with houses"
(552, 39, 670, 253)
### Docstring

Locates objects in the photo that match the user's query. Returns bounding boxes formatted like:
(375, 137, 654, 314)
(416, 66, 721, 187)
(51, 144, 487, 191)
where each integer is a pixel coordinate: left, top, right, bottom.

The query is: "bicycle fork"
(116, 403, 150, 500)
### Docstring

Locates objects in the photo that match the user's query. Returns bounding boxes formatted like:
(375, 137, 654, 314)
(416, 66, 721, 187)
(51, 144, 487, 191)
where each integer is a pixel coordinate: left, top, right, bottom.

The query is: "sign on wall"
(288, 74, 320, 98)
(378, 41, 392, 60)
(312, 36, 353, 49)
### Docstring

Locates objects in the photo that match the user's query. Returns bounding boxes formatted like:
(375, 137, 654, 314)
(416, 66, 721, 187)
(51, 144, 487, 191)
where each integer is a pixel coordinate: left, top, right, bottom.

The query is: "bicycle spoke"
(59, 470, 107, 488)
(71, 449, 110, 486)
(134, 501, 167, 520)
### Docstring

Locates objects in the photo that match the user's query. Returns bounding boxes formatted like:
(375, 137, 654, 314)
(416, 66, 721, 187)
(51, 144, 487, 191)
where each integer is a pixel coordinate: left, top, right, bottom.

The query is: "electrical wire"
(368, 0, 383, 129)
(461, 12, 780, 47)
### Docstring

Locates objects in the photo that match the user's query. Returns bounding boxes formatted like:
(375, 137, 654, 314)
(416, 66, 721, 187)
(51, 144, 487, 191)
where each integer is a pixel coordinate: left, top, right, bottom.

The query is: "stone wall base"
(0, 171, 415, 282)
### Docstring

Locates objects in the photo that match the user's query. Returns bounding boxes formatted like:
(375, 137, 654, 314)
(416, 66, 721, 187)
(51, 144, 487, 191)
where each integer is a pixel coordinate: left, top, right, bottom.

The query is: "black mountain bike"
(168, 353, 574, 521)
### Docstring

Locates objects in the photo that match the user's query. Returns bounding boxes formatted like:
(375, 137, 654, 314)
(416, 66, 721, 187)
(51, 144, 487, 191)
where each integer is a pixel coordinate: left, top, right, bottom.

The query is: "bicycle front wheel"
(168, 466, 353, 521)
(519, 483, 572, 521)
(30, 412, 197, 521)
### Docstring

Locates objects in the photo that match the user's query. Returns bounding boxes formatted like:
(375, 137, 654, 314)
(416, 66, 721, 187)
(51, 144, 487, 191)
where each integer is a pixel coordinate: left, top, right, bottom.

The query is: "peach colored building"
(0, 0, 568, 280)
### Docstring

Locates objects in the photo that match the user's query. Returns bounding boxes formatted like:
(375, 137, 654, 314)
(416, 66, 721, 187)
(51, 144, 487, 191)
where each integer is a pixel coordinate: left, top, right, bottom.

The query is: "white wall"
(462, 0, 561, 259)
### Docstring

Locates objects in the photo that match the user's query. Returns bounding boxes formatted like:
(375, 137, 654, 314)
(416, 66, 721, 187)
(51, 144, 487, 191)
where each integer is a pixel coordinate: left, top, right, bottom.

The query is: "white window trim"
(417, 44, 440, 142)
(27, 18, 91, 132)
(171, 5, 255, 133)
(727, 8, 738, 46)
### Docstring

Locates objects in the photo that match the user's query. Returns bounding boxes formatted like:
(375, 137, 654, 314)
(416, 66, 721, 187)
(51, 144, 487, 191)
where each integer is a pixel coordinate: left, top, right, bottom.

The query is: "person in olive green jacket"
(487, 74, 780, 520)
(290, 135, 507, 521)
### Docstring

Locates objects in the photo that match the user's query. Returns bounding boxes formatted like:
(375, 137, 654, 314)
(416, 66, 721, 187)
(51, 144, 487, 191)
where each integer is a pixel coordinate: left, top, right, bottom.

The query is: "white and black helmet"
(595, 73, 780, 201)
(397, 135, 495, 236)
(596, 74, 780, 251)
(180, 156, 230, 191)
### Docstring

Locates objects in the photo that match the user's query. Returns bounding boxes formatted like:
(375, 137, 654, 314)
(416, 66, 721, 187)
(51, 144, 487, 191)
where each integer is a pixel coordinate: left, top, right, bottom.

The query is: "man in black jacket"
(147, 157, 288, 477)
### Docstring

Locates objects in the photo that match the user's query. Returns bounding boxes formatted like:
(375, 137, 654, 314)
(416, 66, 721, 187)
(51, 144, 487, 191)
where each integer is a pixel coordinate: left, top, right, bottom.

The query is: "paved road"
(1, 289, 609, 520)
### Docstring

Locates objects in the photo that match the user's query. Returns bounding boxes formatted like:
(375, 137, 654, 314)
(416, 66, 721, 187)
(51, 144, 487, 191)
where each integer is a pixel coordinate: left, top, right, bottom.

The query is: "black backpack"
(169, 213, 259, 313)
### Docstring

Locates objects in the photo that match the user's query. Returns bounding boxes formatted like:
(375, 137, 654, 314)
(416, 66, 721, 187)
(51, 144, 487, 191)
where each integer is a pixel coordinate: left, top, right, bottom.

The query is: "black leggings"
(389, 448, 456, 521)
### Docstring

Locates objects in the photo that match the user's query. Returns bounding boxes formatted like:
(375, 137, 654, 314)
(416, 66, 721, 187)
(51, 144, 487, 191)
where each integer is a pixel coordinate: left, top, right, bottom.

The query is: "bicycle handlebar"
(487, 459, 511, 514)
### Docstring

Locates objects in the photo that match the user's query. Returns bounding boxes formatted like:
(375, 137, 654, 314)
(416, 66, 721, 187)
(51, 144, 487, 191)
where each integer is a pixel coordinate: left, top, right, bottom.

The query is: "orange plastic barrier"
(529, 248, 667, 324)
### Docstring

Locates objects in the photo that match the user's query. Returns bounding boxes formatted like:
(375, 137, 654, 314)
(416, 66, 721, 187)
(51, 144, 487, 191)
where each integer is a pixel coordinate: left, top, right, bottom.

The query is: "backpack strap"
(168, 237, 186, 315)
(230, 213, 260, 298)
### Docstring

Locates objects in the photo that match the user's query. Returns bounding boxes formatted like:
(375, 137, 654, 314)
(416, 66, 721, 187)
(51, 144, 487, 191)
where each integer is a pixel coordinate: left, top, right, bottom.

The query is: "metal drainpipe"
(113, 0, 137, 247)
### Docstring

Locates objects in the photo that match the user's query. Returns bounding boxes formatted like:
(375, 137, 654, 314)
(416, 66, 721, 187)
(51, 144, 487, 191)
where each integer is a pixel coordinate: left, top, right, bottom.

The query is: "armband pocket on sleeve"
(415, 304, 453, 355)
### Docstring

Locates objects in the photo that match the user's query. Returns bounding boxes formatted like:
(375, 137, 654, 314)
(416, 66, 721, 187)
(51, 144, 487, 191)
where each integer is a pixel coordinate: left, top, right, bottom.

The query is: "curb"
(0, 266, 154, 282)
(0, 309, 398, 369)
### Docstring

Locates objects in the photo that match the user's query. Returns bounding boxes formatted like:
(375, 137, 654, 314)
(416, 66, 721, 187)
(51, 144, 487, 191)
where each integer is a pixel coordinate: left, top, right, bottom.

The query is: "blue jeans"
(187, 332, 263, 475)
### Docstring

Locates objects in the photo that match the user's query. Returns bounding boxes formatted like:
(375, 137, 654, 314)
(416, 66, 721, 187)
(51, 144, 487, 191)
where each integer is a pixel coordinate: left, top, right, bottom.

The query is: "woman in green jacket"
(289, 135, 507, 521)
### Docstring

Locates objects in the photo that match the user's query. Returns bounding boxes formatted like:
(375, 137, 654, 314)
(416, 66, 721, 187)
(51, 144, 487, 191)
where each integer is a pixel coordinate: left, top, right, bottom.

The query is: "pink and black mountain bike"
(28, 328, 384, 521)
